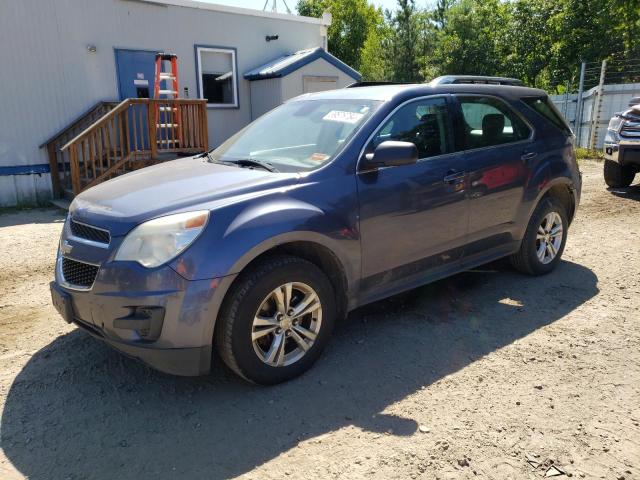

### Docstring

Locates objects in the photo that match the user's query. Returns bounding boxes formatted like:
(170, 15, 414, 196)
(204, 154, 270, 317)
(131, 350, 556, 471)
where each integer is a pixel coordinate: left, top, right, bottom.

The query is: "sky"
(198, 0, 415, 14)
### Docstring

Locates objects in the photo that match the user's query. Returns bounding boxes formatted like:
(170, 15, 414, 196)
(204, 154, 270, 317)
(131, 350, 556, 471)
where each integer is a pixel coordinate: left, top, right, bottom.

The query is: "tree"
(359, 18, 392, 81)
(433, 0, 453, 29)
(388, 0, 422, 82)
(297, 0, 382, 71)
(433, 0, 511, 77)
(505, 0, 560, 88)
(296, 0, 325, 17)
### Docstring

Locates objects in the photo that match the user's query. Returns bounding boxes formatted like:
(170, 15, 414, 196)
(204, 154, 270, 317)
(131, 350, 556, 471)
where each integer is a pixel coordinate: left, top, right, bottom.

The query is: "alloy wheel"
(251, 282, 323, 367)
(536, 211, 563, 264)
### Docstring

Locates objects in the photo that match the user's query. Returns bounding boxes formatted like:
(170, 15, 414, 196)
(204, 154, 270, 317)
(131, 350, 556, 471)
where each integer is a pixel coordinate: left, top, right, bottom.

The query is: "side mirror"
(362, 141, 418, 170)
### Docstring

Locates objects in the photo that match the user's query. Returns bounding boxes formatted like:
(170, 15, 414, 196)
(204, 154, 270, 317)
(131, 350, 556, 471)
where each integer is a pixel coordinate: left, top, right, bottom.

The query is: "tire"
(215, 255, 336, 385)
(604, 159, 635, 188)
(510, 197, 568, 276)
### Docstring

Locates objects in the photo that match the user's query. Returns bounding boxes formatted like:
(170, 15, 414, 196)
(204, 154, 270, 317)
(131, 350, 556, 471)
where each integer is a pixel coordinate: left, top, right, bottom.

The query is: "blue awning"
(244, 47, 361, 81)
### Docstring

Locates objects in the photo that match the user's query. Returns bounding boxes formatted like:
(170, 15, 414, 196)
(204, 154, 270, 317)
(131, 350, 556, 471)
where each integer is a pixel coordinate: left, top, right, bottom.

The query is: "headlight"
(607, 116, 623, 132)
(115, 211, 209, 268)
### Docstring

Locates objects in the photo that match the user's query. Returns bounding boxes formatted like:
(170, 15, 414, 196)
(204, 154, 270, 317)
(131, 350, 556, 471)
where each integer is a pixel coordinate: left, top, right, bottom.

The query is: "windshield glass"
(208, 99, 381, 172)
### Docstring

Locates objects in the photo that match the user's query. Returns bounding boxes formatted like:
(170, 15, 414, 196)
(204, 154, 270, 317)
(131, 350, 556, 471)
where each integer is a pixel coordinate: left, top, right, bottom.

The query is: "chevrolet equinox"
(51, 82, 581, 384)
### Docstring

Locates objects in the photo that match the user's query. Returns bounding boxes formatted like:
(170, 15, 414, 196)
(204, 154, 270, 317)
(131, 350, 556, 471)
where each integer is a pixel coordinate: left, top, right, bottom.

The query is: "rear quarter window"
(522, 97, 572, 136)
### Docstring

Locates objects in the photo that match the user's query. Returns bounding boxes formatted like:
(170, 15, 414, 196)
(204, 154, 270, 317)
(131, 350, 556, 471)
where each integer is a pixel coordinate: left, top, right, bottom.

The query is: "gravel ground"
(0, 159, 638, 480)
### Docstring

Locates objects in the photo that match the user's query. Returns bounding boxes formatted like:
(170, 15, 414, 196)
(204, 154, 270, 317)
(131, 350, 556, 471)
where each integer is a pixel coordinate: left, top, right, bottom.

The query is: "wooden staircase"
(43, 98, 208, 199)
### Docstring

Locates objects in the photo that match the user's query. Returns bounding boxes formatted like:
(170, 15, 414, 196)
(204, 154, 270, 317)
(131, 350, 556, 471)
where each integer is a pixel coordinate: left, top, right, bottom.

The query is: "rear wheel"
(215, 255, 336, 385)
(510, 197, 568, 275)
(604, 159, 635, 188)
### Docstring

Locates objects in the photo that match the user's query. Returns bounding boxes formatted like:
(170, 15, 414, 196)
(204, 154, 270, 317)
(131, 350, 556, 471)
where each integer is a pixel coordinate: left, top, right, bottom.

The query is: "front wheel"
(604, 159, 635, 188)
(215, 255, 336, 385)
(510, 197, 568, 275)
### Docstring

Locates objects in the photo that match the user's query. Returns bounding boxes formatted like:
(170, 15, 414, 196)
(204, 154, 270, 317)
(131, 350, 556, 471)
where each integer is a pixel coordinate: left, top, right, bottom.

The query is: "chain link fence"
(550, 56, 640, 149)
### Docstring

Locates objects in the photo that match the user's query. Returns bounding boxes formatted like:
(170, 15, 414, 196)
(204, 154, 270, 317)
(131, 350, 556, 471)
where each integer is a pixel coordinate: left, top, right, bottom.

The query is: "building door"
(115, 49, 158, 151)
(303, 76, 338, 93)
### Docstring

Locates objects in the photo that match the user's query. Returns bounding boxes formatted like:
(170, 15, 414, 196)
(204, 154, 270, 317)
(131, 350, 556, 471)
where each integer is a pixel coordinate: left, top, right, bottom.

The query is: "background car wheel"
(604, 159, 635, 188)
(510, 197, 568, 276)
(215, 255, 336, 385)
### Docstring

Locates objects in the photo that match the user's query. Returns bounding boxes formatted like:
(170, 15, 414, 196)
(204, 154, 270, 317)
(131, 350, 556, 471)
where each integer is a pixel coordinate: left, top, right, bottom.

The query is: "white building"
(0, 0, 360, 206)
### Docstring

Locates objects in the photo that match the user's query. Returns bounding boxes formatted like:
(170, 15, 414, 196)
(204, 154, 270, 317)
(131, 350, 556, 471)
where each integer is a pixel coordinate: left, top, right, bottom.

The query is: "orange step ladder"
(153, 53, 182, 149)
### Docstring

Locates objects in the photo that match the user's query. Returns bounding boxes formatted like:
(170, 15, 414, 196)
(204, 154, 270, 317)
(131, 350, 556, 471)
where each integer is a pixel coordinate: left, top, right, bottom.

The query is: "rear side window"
(522, 97, 572, 135)
(457, 96, 531, 149)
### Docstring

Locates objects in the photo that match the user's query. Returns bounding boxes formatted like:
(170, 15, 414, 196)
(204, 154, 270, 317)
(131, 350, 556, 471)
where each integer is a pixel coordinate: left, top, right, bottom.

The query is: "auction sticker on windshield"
(323, 110, 365, 124)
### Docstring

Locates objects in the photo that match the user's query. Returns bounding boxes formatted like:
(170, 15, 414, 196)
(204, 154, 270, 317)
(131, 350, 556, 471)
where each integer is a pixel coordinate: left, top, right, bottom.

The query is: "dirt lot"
(0, 159, 638, 480)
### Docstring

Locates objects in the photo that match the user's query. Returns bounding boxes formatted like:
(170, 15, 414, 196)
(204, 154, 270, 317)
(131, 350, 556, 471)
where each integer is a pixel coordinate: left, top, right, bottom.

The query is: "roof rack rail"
(430, 75, 524, 86)
(345, 81, 407, 88)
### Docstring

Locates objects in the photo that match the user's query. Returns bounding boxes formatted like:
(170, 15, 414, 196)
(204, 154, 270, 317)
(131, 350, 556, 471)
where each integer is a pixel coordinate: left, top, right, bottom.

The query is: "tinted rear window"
(523, 97, 572, 135)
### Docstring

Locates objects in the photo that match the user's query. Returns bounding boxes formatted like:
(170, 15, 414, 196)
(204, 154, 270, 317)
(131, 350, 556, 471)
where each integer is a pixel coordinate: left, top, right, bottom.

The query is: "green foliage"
(575, 147, 604, 160)
(297, 0, 640, 89)
(297, 0, 381, 70)
(359, 21, 392, 81)
(296, 0, 325, 17)
(433, 0, 511, 77)
(387, 0, 422, 82)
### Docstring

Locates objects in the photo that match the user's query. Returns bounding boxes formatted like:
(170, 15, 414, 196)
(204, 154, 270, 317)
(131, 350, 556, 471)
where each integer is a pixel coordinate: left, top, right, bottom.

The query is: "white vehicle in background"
(603, 97, 640, 187)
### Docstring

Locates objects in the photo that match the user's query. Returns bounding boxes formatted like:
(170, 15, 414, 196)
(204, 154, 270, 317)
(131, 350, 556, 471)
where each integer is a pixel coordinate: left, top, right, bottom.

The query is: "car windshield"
(207, 99, 381, 172)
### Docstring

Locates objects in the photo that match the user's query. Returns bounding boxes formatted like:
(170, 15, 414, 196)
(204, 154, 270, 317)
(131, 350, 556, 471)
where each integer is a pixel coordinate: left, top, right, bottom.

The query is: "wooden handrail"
(61, 99, 131, 151)
(39, 100, 118, 148)
(53, 98, 208, 195)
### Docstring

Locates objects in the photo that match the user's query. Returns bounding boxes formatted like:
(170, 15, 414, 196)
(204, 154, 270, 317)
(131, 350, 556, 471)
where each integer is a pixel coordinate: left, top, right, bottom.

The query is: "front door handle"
(521, 152, 538, 162)
(443, 170, 465, 184)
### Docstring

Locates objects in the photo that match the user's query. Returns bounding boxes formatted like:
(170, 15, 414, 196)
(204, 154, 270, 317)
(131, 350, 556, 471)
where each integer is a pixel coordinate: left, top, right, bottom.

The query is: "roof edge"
(244, 48, 361, 81)
(130, 0, 330, 25)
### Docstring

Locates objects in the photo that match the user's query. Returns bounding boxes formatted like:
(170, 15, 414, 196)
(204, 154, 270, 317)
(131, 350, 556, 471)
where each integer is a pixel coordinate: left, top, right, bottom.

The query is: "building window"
(195, 46, 238, 108)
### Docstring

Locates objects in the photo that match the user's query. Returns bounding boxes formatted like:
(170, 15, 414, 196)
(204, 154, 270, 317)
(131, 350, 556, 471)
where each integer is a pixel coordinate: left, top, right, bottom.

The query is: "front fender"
(170, 183, 361, 288)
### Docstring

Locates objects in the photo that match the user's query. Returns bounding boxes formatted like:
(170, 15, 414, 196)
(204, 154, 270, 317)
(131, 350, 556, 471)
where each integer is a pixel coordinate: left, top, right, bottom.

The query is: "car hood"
(70, 156, 299, 236)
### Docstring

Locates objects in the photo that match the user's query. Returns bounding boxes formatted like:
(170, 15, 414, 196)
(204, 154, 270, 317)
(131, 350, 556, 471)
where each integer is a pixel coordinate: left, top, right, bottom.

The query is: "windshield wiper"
(202, 151, 278, 172)
(222, 158, 279, 172)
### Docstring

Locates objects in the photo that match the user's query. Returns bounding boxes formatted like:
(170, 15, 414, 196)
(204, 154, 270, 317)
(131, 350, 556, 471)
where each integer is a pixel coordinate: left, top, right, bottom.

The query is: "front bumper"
(604, 140, 640, 168)
(51, 225, 237, 376)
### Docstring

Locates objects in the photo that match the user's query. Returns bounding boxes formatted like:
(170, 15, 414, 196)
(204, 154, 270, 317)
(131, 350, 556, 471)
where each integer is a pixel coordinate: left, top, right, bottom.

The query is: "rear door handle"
(521, 152, 538, 162)
(444, 170, 465, 184)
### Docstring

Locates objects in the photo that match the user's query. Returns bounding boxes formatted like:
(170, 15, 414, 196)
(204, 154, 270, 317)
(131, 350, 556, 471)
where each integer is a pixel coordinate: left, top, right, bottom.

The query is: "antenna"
(262, 0, 291, 14)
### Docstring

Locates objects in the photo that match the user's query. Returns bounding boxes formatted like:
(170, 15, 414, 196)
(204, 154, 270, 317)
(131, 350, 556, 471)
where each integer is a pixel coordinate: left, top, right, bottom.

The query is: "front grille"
(61, 257, 99, 288)
(621, 121, 640, 138)
(70, 219, 110, 245)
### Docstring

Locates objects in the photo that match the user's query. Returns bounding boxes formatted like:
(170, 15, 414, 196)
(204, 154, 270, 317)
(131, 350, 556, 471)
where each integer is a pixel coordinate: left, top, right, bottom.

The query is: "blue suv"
(51, 82, 581, 384)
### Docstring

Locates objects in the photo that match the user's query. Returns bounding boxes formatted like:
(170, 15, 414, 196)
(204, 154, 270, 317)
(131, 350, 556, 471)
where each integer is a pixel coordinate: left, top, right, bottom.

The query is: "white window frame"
(195, 46, 239, 109)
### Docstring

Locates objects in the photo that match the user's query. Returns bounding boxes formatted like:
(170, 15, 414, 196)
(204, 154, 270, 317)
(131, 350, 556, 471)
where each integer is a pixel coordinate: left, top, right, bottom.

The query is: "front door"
(115, 49, 158, 151)
(115, 49, 157, 100)
(453, 95, 533, 261)
(357, 96, 469, 300)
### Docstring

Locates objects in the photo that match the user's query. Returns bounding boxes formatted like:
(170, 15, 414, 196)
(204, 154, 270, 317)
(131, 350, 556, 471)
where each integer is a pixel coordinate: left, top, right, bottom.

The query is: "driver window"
(371, 97, 451, 159)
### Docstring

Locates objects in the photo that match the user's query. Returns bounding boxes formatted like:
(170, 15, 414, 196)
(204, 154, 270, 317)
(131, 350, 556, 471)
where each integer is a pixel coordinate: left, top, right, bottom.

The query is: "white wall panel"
(0, 0, 325, 205)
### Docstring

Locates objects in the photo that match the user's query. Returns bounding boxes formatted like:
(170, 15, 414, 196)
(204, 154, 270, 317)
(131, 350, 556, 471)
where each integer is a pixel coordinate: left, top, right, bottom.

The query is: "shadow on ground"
(1, 261, 598, 479)
(607, 183, 640, 200)
(0, 208, 65, 228)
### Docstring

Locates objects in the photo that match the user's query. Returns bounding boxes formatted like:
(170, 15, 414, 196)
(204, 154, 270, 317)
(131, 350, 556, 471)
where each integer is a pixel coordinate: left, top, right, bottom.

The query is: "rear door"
(356, 95, 469, 299)
(453, 95, 534, 262)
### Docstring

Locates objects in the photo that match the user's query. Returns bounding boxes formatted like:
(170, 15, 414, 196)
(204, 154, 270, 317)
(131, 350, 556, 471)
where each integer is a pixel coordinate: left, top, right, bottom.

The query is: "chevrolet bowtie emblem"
(61, 240, 73, 255)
